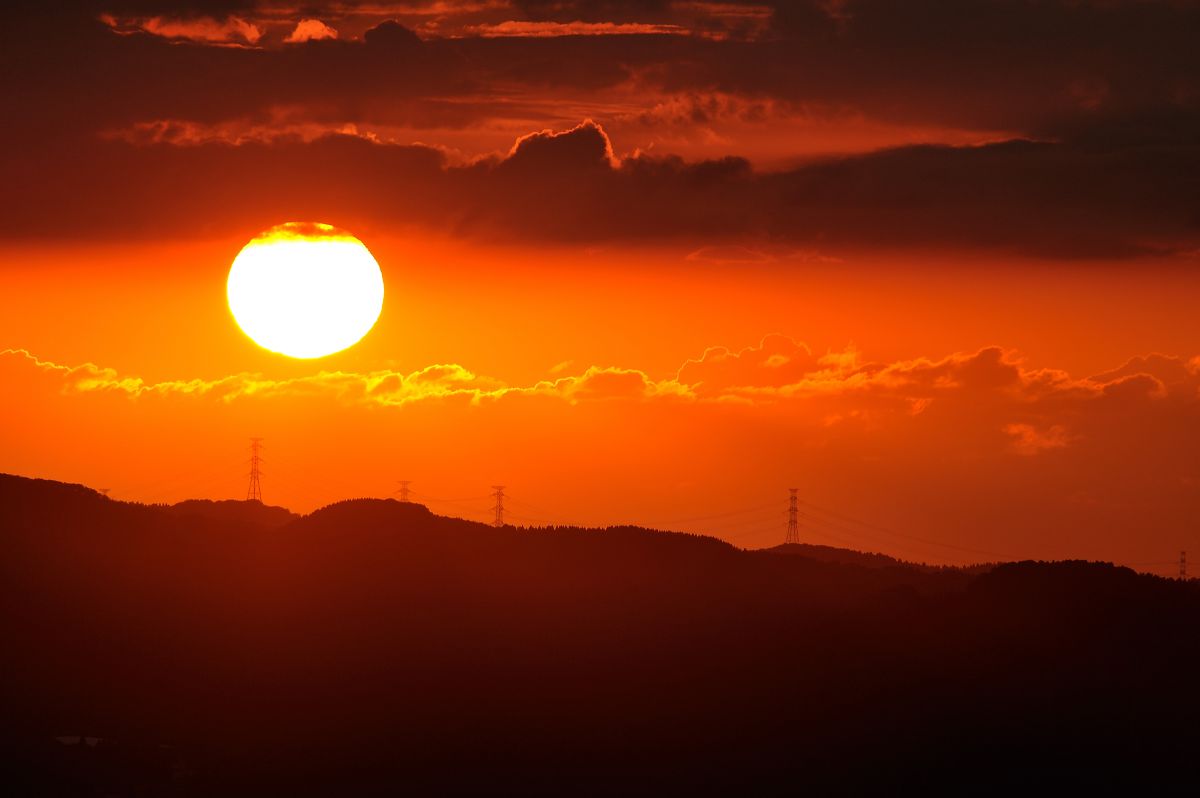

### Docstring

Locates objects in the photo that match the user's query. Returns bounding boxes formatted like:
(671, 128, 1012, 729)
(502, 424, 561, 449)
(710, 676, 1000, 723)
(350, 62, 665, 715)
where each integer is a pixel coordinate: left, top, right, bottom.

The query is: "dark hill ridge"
(769, 540, 914, 567)
(767, 542, 998, 575)
(2, 472, 1198, 794)
(165, 498, 298, 530)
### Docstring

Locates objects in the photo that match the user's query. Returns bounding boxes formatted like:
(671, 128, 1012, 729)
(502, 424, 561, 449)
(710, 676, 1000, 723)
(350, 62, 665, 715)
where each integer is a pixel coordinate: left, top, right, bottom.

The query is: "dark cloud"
(498, 120, 616, 173)
(1, 2, 1197, 255)
(755, 137, 1200, 257)
(362, 20, 422, 49)
(1, 116, 1197, 256)
(11, 1, 1195, 138)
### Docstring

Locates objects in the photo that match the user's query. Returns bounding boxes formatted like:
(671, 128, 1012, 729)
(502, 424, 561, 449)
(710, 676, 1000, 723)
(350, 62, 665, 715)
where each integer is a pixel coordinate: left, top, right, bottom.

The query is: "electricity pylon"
(785, 488, 800, 544)
(491, 485, 506, 527)
(246, 438, 263, 502)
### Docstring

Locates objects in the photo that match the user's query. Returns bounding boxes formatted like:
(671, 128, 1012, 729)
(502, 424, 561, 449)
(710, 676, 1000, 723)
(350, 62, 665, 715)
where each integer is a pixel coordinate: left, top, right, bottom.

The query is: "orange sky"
(4, 236, 1200, 575)
(3, 1, 1200, 575)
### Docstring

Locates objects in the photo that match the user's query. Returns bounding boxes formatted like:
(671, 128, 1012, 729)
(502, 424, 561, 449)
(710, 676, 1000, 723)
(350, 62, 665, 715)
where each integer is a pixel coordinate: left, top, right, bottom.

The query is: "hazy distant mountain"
(1, 472, 1197, 794)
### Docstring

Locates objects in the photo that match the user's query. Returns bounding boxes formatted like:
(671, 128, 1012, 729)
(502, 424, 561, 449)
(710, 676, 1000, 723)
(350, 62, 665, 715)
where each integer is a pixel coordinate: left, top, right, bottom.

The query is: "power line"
(788, 524, 863, 550)
(503, 495, 560, 519)
(75, 464, 1196, 575)
(657, 502, 781, 525)
(799, 512, 978, 566)
(718, 519, 789, 541)
(407, 490, 493, 504)
(800, 500, 1017, 560)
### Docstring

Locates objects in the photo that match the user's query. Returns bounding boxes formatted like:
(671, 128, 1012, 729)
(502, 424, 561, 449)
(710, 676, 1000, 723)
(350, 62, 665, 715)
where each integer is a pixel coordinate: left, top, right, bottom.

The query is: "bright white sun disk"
(227, 223, 384, 359)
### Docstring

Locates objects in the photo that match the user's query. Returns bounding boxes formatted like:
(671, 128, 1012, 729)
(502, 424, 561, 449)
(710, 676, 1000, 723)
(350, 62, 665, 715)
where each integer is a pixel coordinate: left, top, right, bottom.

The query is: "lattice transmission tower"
(785, 488, 801, 545)
(1181, 550, 1188, 580)
(491, 485, 506, 527)
(397, 480, 412, 502)
(246, 438, 264, 502)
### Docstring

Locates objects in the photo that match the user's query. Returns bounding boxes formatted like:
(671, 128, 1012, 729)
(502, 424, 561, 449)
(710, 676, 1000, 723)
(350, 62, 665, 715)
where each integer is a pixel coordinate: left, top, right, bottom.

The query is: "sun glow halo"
(227, 223, 384, 359)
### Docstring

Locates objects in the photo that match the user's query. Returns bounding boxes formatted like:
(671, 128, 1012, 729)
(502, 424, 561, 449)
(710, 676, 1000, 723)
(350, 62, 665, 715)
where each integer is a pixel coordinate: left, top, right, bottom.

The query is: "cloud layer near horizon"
(5, 336, 1200, 565)
(7, 336, 1198, 443)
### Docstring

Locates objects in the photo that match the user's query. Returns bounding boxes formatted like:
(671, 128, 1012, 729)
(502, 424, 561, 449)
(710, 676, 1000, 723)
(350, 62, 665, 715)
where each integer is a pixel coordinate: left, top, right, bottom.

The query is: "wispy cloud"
(0, 349, 686, 407)
(6, 339, 1197, 459)
(460, 21, 688, 38)
(100, 14, 264, 46)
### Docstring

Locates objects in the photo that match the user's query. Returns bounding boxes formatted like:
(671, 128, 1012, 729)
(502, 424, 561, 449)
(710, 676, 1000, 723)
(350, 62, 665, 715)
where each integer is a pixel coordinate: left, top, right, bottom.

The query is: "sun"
(227, 223, 384, 359)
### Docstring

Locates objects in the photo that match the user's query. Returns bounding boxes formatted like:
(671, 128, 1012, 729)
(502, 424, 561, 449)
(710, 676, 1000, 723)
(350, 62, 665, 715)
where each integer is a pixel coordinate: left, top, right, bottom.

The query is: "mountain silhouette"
(1, 472, 1197, 795)
(165, 498, 298, 530)
(767, 541, 997, 573)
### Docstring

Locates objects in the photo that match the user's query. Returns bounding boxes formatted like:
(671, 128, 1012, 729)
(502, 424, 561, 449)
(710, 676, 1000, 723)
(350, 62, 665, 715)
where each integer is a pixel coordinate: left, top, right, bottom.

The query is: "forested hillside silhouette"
(767, 541, 996, 574)
(2, 473, 1197, 795)
(165, 498, 298, 530)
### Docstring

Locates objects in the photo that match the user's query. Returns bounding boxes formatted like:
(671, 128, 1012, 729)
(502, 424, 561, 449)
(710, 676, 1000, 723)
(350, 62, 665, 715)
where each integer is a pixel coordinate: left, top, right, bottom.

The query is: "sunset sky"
(3, 1, 1199, 572)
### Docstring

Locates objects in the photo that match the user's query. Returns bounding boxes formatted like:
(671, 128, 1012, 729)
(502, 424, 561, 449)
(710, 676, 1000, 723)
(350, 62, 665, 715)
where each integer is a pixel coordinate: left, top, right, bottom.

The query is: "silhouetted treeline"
(1, 474, 1197, 795)
(768, 541, 997, 574)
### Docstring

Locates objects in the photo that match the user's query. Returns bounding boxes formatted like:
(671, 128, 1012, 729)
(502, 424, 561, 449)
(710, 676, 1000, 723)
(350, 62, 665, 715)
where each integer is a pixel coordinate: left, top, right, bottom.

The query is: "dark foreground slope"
(2, 474, 1198, 795)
